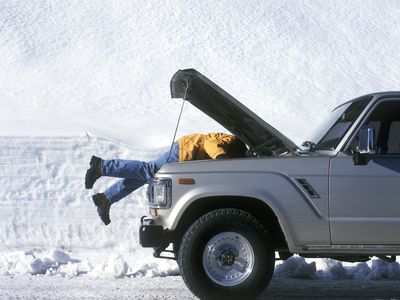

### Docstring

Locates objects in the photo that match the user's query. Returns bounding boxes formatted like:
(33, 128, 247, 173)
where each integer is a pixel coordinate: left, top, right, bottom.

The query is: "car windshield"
(308, 96, 372, 151)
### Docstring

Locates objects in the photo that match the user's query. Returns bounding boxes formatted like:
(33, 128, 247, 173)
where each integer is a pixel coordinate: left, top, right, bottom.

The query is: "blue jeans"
(102, 142, 179, 203)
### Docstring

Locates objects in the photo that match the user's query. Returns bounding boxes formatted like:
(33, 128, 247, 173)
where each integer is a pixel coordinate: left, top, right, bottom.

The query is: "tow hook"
(141, 216, 155, 225)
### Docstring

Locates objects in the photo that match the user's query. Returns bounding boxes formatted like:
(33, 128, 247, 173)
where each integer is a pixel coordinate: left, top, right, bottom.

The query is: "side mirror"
(358, 128, 376, 154)
(352, 128, 376, 165)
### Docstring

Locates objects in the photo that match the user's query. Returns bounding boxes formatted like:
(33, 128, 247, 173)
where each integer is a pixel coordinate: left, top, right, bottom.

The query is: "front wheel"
(178, 208, 275, 299)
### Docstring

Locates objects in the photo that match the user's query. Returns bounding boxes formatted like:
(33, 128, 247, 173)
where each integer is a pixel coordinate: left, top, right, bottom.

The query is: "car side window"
(387, 121, 400, 154)
(352, 100, 400, 155)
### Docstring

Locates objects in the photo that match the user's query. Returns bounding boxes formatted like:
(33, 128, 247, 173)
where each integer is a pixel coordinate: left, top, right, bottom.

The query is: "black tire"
(173, 242, 180, 260)
(178, 208, 275, 300)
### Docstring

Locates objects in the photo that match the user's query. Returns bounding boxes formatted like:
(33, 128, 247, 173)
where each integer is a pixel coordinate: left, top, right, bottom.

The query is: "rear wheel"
(178, 208, 275, 299)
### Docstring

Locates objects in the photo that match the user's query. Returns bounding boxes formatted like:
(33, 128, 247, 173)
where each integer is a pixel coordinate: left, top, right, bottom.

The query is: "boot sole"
(85, 167, 101, 189)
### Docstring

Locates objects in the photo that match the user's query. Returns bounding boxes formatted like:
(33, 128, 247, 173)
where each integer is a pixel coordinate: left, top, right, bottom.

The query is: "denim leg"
(151, 141, 179, 169)
(104, 178, 146, 203)
(102, 142, 179, 203)
(102, 142, 179, 181)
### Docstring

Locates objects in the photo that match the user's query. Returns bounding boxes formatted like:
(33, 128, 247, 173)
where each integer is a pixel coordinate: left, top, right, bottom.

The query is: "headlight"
(147, 178, 172, 209)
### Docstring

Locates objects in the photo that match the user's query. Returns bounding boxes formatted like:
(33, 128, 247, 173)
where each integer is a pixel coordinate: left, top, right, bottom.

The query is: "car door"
(330, 99, 400, 245)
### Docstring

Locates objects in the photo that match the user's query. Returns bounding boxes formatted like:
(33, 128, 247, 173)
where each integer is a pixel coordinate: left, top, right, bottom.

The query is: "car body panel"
(330, 152, 400, 245)
(156, 155, 331, 252)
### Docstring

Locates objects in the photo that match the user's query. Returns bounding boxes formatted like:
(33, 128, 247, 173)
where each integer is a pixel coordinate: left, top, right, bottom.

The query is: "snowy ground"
(1, 276, 400, 299)
(2, 0, 400, 298)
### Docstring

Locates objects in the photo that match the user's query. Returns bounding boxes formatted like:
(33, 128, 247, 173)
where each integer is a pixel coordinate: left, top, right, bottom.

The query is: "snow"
(2, 0, 400, 146)
(1, 0, 400, 298)
(0, 276, 197, 300)
(275, 256, 400, 281)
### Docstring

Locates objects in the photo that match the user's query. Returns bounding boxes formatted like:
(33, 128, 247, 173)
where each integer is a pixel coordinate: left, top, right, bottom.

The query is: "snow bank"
(368, 259, 400, 280)
(2, 249, 399, 282)
(274, 256, 400, 280)
(275, 256, 317, 279)
(0, 249, 76, 276)
(0, 248, 179, 279)
(89, 255, 129, 279)
(0, 136, 181, 279)
(0, 136, 162, 251)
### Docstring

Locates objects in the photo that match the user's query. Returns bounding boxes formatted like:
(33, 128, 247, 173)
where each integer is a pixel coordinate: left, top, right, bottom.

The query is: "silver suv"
(140, 69, 400, 299)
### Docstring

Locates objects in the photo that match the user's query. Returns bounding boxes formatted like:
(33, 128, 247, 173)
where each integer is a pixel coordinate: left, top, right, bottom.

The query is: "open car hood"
(170, 69, 298, 156)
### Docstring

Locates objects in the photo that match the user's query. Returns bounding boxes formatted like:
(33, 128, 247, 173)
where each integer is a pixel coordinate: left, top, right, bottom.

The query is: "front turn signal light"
(178, 178, 195, 185)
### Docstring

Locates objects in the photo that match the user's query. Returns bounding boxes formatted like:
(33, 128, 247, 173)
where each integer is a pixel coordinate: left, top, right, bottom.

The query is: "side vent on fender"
(295, 178, 320, 199)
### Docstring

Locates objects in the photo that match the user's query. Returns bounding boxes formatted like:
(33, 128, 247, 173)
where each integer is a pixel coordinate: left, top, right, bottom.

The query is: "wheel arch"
(172, 196, 289, 252)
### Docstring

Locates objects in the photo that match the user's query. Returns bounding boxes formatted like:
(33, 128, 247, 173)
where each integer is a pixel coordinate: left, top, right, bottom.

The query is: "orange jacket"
(178, 133, 235, 162)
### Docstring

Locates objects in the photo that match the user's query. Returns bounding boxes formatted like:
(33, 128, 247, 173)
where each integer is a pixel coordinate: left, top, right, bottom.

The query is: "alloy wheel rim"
(202, 231, 255, 287)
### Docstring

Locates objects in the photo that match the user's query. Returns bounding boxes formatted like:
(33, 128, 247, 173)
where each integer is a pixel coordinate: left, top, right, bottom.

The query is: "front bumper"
(139, 216, 177, 260)
(139, 216, 167, 248)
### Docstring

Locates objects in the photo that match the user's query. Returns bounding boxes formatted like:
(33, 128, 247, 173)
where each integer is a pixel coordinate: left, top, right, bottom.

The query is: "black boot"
(92, 193, 111, 225)
(85, 156, 102, 189)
